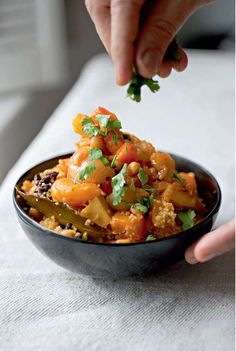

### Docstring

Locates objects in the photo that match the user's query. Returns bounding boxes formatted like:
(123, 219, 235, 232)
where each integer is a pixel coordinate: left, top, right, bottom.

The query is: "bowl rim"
(13, 152, 221, 247)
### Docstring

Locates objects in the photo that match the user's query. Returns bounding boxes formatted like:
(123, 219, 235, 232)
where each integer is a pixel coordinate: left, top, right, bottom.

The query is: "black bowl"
(13, 153, 221, 278)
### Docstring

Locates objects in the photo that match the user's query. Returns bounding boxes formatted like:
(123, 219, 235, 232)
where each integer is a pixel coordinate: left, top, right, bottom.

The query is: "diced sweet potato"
(80, 196, 112, 228)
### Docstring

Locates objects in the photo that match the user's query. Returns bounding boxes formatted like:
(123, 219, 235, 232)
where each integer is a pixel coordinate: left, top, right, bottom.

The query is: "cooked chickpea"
(90, 136, 105, 151)
(127, 161, 140, 175)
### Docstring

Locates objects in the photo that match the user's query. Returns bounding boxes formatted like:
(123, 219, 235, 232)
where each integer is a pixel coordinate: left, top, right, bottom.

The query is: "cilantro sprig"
(173, 171, 185, 185)
(127, 37, 180, 102)
(127, 66, 160, 102)
(138, 167, 148, 186)
(178, 210, 196, 231)
(145, 234, 156, 241)
(79, 163, 96, 180)
(82, 115, 122, 137)
(111, 163, 127, 205)
(89, 148, 109, 166)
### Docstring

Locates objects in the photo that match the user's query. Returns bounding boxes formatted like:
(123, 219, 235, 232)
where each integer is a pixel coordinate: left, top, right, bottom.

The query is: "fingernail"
(141, 50, 158, 75)
(185, 252, 199, 265)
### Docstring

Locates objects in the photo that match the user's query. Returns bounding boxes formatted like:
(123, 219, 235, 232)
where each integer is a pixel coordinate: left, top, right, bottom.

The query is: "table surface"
(0, 50, 234, 351)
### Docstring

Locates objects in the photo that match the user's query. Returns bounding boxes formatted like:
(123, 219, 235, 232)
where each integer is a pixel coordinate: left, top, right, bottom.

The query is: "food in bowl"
(17, 107, 206, 244)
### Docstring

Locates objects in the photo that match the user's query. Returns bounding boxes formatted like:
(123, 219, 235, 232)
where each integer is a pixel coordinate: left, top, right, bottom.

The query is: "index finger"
(111, 0, 144, 85)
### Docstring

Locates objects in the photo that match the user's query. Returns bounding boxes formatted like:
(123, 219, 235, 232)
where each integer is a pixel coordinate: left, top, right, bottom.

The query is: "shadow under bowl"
(13, 153, 221, 278)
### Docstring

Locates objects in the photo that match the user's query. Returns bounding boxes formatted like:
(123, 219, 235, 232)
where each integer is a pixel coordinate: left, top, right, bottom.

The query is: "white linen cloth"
(0, 51, 234, 351)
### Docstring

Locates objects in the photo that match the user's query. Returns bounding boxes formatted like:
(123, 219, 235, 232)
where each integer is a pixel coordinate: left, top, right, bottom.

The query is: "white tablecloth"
(0, 51, 234, 351)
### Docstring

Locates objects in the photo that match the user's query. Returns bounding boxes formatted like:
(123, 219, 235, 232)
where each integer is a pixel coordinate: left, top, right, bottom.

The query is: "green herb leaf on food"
(111, 154, 118, 168)
(130, 178, 136, 192)
(82, 118, 100, 137)
(112, 133, 118, 146)
(138, 167, 149, 186)
(107, 119, 122, 130)
(178, 210, 196, 231)
(112, 163, 127, 205)
(89, 148, 109, 166)
(173, 171, 185, 185)
(131, 203, 148, 213)
(96, 114, 110, 128)
(146, 234, 156, 241)
(79, 163, 96, 180)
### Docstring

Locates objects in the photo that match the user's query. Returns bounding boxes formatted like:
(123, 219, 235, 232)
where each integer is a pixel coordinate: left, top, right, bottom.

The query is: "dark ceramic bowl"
(13, 153, 221, 278)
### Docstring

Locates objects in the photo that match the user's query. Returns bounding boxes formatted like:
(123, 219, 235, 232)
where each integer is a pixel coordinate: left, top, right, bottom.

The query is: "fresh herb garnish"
(173, 171, 185, 185)
(111, 154, 118, 168)
(178, 210, 196, 231)
(127, 66, 160, 102)
(89, 148, 109, 166)
(112, 133, 118, 146)
(138, 167, 148, 186)
(107, 119, 122, 130)
(140, 194, 154, 209)
(96, 114, 110, 127)
(79, 163, 96, 180)
(82, 116, 122, 137)
(131, 203, 148, 213)
(112, 163, 127, 205)
(146, 234, 156, 241)
(82, 118, 100, 137)
(143, 184, 156, 193)
(127, 37, 180, 102)
(130, 178, 136, 192)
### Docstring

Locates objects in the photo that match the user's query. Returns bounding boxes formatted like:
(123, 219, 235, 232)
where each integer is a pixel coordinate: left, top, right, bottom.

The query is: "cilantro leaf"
(131, 203, 148, 213)
(89, 148, 109, 166)
(146, 234, 156, 241)
(112, 133, 118, 146)
(173, 171, 185, 185)
(138, 167, 148, 186)
(107, 119, 122, 130)
(96, 114, 110, 127)
(140, 194, 154, 210)
(111, 154, 118, 168)
(112, 163, 127, 205)
(127, 37, 180, 102)
(127, 66, 160, 103)
(143, 184, 156, 194)
(79, 163, 96, 180)
(89, 148, 103, 161)
(178, 210, 196, 231)
(130, 178, 136, 192)
(82, 117, 100, 137)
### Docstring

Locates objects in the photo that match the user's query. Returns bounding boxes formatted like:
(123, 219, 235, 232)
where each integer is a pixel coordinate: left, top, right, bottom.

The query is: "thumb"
(135, 0, 200, 78)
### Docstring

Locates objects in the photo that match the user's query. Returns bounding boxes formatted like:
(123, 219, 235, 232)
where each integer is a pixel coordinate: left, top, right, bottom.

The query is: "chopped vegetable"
(80, 196, 112, 228)
(178, 210, 196, 231)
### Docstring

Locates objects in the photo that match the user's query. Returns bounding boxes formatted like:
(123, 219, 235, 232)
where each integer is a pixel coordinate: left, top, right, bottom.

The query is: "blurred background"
(0, 0, 234, 183)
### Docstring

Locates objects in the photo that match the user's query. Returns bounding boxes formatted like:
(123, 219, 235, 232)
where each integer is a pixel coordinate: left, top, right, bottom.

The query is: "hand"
(185, 219, 235, 264)
(85, 0, 213, 85)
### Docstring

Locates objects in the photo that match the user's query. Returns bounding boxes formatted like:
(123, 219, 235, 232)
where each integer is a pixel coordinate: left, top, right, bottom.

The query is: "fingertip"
(115, 65, 132, 86)
(185, 246, 199, 265)
(158, 61, 172, 78)
(136, 50, 160, 79)
(171, 48, 188, 72)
